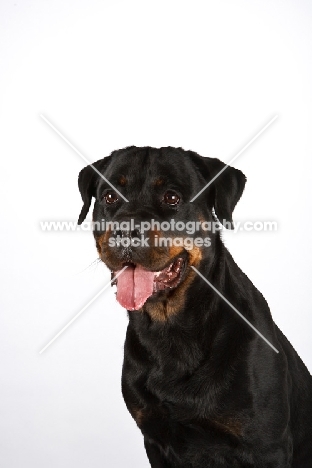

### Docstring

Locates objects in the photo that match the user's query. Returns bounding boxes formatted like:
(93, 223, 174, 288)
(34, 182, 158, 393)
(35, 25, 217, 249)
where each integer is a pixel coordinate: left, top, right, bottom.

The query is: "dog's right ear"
(77, 158, 110, 225)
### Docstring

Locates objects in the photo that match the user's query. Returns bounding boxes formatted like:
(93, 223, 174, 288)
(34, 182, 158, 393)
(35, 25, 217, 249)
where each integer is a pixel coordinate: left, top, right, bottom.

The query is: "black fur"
(78, 146, 312, 467)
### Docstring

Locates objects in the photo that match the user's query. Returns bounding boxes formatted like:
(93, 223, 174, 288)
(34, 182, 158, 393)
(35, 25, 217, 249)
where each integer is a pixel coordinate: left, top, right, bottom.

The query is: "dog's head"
(78, 146, 246, 319)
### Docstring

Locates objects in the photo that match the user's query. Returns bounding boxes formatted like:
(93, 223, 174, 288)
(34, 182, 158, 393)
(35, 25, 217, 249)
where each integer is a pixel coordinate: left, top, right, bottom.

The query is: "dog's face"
(78, 146, 245, 318)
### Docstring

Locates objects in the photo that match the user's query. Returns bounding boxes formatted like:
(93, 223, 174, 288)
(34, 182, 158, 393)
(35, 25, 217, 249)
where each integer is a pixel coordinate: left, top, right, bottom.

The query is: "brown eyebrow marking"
(153, 178, 164, 186)
(118, 175, 127, 186)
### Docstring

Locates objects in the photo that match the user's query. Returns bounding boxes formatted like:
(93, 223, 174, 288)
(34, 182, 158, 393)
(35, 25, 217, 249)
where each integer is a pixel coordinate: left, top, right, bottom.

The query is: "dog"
(77, 146, 312, 467)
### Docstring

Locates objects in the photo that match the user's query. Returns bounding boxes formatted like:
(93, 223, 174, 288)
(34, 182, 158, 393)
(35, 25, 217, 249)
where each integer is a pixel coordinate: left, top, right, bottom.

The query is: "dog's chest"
(123, 339, 218, 426)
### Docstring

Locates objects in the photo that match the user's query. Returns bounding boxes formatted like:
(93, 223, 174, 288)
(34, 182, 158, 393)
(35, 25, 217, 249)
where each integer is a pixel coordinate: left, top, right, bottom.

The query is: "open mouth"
(112, 255, 187, 311)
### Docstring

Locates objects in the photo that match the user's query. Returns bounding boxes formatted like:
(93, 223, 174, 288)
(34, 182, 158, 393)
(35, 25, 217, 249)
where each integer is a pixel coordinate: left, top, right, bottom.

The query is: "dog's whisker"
(75, 258, 102, 275)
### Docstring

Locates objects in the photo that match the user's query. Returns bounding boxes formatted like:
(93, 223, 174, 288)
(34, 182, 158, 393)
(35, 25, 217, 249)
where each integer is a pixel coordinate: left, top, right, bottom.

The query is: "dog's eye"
(103, 190, 119, 204)
(163, 190, 180, 206)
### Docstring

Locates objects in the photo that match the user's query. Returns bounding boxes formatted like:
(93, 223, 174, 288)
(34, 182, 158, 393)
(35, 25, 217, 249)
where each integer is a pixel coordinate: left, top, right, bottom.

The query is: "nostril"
(113, 230, 123, 238)
(131, 228, 141, 239)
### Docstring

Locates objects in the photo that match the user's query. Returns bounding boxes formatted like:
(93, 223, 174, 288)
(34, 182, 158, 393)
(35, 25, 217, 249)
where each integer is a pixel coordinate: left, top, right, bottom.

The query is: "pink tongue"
(116, 265, 155, 310)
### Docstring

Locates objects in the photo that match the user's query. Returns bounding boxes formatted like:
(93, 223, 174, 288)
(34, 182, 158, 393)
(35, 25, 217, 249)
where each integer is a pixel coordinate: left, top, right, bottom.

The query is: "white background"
(1, 1, 312, 467)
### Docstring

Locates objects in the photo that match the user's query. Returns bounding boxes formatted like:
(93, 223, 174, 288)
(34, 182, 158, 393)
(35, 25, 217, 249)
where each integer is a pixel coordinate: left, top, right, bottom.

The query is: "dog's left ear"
(191, 154, 246, 229)
(210, 158, 246, 229)
(77, 158, 110, 225)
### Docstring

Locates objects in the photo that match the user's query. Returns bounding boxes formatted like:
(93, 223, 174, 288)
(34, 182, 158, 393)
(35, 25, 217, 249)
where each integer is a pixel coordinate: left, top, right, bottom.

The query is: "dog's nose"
(113, 228, 141, 241)
(113, 228, 141, 240)
(112, 228, 143, 262)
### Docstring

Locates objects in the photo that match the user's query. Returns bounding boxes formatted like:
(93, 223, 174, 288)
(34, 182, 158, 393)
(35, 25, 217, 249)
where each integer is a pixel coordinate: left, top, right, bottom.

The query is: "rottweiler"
(77, 146, 312, 467)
